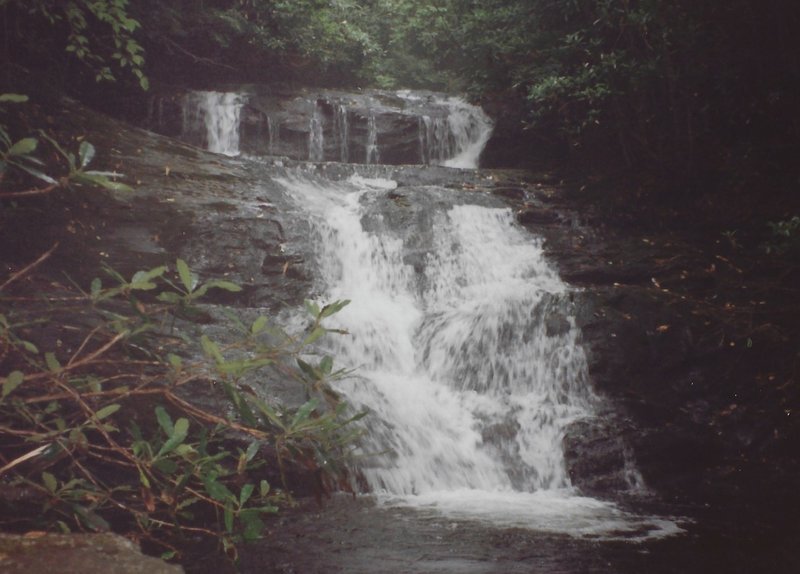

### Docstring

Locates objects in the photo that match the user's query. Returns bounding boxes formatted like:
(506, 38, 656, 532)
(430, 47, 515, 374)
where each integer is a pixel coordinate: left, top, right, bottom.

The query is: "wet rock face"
(146, 87, 492, 166)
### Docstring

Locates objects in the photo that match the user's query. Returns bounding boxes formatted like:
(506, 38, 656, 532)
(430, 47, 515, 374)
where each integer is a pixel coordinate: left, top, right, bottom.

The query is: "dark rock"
(516, 206, 559, 226)
(0, 533, 183, 574)
(491, 186, 526, 201)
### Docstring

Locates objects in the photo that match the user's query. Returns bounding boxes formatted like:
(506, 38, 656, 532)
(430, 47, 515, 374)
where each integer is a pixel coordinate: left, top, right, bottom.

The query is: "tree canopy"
(2, 0, 798, 188)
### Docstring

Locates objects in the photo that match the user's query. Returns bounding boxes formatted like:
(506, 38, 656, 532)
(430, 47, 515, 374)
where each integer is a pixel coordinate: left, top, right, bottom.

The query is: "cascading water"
(267, 115, 278, 155)
(407, 95, 494, 168)
(334, 105, 350, 163)
(309, 102, 325, 161)
(439, 97, 494, 168)
(178, 89, 493, 167)
(182, 91, 246, 156)
(276, 171, 682, 539)
(365, 112, 380, 164)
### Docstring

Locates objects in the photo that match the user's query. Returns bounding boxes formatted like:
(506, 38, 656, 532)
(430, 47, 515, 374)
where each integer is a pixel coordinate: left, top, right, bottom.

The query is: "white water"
(182, 91, 245, 156)
(267, 115, 278, 155)
(407, 95, 494, 169)
(309, 102, 325, 161)
(334, 105, 350, 163)
(180, 90, 493, 167)
(440, 97, 494, 169)
(365, 112, 380, 164)
(276, 172, 683, 540)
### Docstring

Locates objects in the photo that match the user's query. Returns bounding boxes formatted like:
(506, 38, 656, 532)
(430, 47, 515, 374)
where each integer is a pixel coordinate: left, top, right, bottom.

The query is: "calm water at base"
(227, 494, 799, 574)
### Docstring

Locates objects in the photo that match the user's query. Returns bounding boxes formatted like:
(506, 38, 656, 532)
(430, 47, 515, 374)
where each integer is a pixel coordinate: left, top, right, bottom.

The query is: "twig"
(0, 444, 50, 476)
(0, 181, 60, 199)
(162, 37, 238, 71)
(164, 391, 268, 439)
(0, 242, 60, 291)
(67, 325, 103, 367)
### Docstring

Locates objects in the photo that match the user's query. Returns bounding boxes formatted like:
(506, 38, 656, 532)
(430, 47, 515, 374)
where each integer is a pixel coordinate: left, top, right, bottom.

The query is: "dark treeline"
(3, 0, 799, 198)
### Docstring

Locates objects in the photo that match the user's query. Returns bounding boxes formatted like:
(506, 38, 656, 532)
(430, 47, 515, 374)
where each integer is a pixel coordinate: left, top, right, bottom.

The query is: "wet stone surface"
(4, 97, 799, 573)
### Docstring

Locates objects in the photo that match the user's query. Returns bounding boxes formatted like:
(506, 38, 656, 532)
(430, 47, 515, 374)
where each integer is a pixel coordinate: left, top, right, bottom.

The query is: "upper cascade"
(151, 88, 493, 168)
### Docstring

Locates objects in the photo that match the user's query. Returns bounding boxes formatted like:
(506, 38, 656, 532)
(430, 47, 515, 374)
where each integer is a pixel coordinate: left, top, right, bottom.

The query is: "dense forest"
(3, 0, 799, 201)
(2, 1, 800, 571)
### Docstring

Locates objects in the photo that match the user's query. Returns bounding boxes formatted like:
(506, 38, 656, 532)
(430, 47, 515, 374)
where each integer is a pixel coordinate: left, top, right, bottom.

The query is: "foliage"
(0, 100, 363, 564)
(1, 93, 132, 198)
(0, 255, 361, 562)
(764, 216, 800, 255)
(0, 0, 148, 90)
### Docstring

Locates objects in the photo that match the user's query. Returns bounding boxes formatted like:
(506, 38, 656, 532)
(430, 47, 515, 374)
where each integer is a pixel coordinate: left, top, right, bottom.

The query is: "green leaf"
(239, 483, 255, 506)
(304, 300, 321, 318)
(302, 326, 326, 346)
(0, 93, 29, 103)
(78, 141, 95, 168)
(251, 316, 268, 335)
(131, 265, 167, 286)
(94, 403, 121, 421)
(7, 138, 37, 157)
(155, 405, 174, 437)
(153, 458, 178, 474)
(193, 279, 242, 299)
(22, 340, 39, 354)
(71, 171, 133, 192)
(290, 399, 319, 430)
(259, 479, 270, 497)
(45, 352, 61, 372)
(90, 277, 102, 297)
(203, 476, 235, 503)
(320, 299, 350, 319)
(156, 291, 181, 304)
(319, 355, 333, 375)
(157, 417, 189, 457)
(167, 353, 182, 371)
(297, 358, 321, 381)
(3, 371, 24, 397)
(71, 504, 110, 531)
(240, 509, 265, 541)
(223, 501, 234, 533)
(200, 335, 225, 365)
(7, 161, 57, 184)
(251, 397, 285, 430)
(176, 259, 196, 293)
(244, 441, 259, 463)
(42, 472, 58, 493)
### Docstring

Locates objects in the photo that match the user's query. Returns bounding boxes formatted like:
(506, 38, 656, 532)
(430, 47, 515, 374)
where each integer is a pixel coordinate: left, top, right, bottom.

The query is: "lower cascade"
(276, 170, 683, 539)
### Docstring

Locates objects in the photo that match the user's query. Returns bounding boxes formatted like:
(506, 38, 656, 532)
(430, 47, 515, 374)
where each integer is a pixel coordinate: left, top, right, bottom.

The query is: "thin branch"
(162, 37, 238, 71)
(0, 181, 60, 199)
(67, 325, 103, 367)
(164, 391, 268, 440)
(0, 241, 60, 291)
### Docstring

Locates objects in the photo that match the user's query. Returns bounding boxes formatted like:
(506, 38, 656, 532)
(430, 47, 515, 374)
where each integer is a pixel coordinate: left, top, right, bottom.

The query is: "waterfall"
(182, 91, 245, 156)
(418, 115, 453, 165)
(309, 102, 325, 161)
(267, 115, 278, 155)
(408, 95, 493, 169)
(275, 171, 681, 537)
(365, 112, 379, 164)
(334, 105, 350, 163)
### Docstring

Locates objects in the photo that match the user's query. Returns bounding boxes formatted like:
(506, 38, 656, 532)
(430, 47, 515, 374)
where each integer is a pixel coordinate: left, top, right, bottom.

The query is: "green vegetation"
(5, 0, 795, 191)
(1, 94, 362, 565)
(0, 253, 360, 562)
(1, 0, 798, 565)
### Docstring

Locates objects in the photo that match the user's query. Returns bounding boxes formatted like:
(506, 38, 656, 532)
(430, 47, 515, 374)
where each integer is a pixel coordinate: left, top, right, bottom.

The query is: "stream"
(174, 90, 793, 573)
